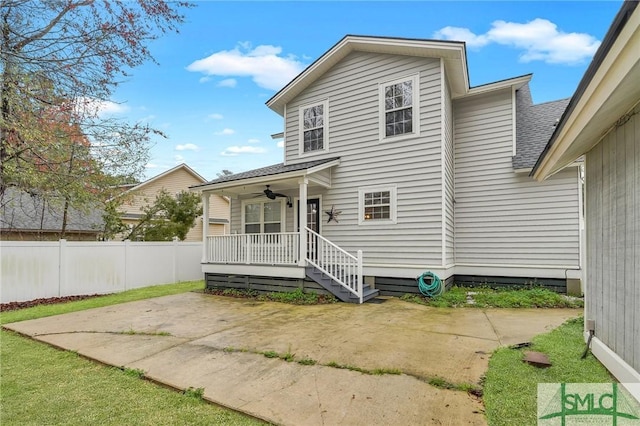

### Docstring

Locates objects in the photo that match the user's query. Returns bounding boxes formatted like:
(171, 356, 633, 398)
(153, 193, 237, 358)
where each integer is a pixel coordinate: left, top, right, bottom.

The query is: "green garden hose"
(417, 271, 443, 297)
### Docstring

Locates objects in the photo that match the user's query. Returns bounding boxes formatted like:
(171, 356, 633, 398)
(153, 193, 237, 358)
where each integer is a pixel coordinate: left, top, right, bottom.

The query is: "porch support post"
(298, 177, 308, 266)
(201, 192, 210, 263)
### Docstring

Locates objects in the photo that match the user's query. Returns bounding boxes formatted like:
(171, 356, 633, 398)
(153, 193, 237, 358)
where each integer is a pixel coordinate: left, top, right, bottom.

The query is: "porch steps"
(305, 266, 379, 303)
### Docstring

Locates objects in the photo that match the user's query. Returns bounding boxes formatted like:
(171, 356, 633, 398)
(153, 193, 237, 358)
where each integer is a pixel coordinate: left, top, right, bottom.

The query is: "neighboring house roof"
(513, 84, 571, 170)
(533, 0, 640, 179)
(192, 157, 341, 190)
(117, 163, 207, 198)
(0, 189, 104, 234)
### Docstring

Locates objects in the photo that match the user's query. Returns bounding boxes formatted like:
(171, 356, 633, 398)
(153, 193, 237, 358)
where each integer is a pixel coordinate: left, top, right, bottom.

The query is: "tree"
(0, 0, 192, 205)
(216, 169, 233, 178)
(110, 189, 202, 241)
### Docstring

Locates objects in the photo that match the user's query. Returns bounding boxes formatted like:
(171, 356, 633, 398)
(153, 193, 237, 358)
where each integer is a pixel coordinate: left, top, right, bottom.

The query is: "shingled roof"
(513, 84, 570, 170)
(1, 189, 104, 235)
(193, 157, 341, 187)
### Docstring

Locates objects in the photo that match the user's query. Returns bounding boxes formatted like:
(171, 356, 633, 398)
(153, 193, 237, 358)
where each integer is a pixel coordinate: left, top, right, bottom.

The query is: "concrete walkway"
(4, 292, 580, 425)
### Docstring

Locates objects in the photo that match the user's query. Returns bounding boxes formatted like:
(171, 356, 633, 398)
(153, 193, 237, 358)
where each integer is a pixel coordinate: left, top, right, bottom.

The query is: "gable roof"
(191, 157, 341, 191)
(1, 189, 104, 234)
(266, 35, 469, 116)
(513, 84, 571, 170)
(118, 163, 207, 197)
(533, 0, 640, 179)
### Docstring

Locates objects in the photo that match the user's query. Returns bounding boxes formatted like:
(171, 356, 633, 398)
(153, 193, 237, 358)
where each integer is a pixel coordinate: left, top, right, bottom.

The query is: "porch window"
(379, 75, 419, 141)
(299, 100, 328, 154)
(243, 200, 283, 233)
(358, 185, 397, 225)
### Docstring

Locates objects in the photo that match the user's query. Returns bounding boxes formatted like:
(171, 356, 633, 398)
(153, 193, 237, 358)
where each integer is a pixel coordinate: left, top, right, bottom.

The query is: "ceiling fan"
(256, 185, 292, 207)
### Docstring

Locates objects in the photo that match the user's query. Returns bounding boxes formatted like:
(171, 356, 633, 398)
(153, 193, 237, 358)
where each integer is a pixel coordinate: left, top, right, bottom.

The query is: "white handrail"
(305, 226, 363, 300)
(206, 233, 299, 265)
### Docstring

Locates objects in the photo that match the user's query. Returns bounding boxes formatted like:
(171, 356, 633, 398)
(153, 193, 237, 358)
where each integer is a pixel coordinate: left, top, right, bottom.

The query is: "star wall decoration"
(325, 205, 342, 223)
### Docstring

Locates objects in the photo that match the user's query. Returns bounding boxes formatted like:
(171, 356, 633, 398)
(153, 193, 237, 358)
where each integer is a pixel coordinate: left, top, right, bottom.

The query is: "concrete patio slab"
(4, 292, 580, 425)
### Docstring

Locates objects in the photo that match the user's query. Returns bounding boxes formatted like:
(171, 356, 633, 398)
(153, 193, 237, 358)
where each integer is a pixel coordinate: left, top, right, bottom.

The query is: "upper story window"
(243, 200, 284, 233)
(358, 185, 397, 225)
(379, 75, 420, 141)
(299, 100, 328, 155)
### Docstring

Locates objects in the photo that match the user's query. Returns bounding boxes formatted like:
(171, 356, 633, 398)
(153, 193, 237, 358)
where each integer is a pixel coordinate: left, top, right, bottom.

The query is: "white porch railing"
(205, 230, 364, 303)
(206, 233, 299, 265)
(305, 227, 363, 303)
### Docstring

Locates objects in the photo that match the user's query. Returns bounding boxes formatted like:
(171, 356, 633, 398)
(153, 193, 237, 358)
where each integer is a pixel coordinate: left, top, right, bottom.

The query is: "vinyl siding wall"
(454, 89, 580, 267)
(280, 52, 444, 267)
(585, 105, 639, 373)
(119, 169, 230, 241)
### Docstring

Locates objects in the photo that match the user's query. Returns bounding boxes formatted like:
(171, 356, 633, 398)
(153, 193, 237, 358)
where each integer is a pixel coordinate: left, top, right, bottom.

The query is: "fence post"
(124, 239, 130, 291)
(58, 239, 67, 297)
(173, 237, 179, 283)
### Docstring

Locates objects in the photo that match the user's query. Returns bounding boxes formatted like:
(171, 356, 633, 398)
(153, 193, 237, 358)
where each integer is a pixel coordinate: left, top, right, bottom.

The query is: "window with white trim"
(242, 200, 284, 233)
(358, 186, 397, 225)
(299, 100, 328, 154)
(379, 75, 419, 140)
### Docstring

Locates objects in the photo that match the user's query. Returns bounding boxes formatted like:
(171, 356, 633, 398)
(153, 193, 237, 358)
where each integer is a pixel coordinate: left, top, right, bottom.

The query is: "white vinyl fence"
(0, 240, 203, 303)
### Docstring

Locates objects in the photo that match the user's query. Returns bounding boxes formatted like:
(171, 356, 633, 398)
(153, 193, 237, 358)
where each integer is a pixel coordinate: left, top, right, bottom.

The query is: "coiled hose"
(417, 271, 443, 297)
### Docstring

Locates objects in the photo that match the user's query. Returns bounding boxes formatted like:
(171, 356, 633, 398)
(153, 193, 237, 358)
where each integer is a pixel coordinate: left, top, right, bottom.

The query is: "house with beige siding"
(193, 35, 582, 303)
(118, 164, 229, 241)
(533, 0, 639, 401)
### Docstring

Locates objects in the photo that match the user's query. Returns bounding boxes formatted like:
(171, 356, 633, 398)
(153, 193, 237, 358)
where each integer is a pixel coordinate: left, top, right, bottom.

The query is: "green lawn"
(0, 281, 265, 426)
(401, 285, 583, 308)
(483, 316, 614, 426)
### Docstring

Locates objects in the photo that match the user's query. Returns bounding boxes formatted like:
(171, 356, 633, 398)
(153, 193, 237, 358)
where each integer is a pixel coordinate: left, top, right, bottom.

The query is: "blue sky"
(103, 1, 623, 181)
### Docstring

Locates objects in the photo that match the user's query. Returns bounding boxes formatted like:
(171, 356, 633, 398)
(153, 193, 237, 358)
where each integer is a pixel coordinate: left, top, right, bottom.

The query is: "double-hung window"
(358, 186, 397, 225)
(299, 100, 328, 154)
(379, 75, 419, 141)
(243, 200, 283, 233)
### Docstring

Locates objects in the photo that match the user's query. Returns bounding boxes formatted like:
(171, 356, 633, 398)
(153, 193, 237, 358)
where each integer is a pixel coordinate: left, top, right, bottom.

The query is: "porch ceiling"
(210, 177, 327, 198)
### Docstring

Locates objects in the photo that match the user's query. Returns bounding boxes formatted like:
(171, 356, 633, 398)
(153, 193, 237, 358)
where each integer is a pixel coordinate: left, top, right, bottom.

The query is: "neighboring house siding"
(586, 107, 639, 373)
(454, 89, 580, 267)
(121, 168, 201, 213)
(282, 51, 444, 266)
(442, 74, 455, 266)
(120, 167, 229, 241)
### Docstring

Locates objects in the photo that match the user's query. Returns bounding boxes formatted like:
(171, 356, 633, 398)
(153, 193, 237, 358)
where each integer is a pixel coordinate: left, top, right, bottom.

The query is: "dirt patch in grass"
(1, 294, 108, 312)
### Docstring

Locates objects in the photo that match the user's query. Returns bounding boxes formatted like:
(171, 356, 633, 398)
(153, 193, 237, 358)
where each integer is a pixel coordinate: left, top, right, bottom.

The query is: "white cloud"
(145, 163, 159, 169)
(199, 76, 211, 83)
(208, 113, 223, 120)
(247, 138, 260, 144)
(186, 43, 306, 90)
(76, 97, 130, 117)
(215, 128, 235, 136)
(433, 27, 489, 48)
(220, 146, 267, 156)
(217, 78, 237, 88)
(174, 154, 185, 163)
(175, 143, 199, 151)
(433, 18, 600, 64)
(276, 140, 284, 148)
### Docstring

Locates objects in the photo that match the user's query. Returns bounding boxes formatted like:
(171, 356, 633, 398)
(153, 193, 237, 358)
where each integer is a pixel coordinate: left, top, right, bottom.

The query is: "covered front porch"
(193, 157, 378, 303)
